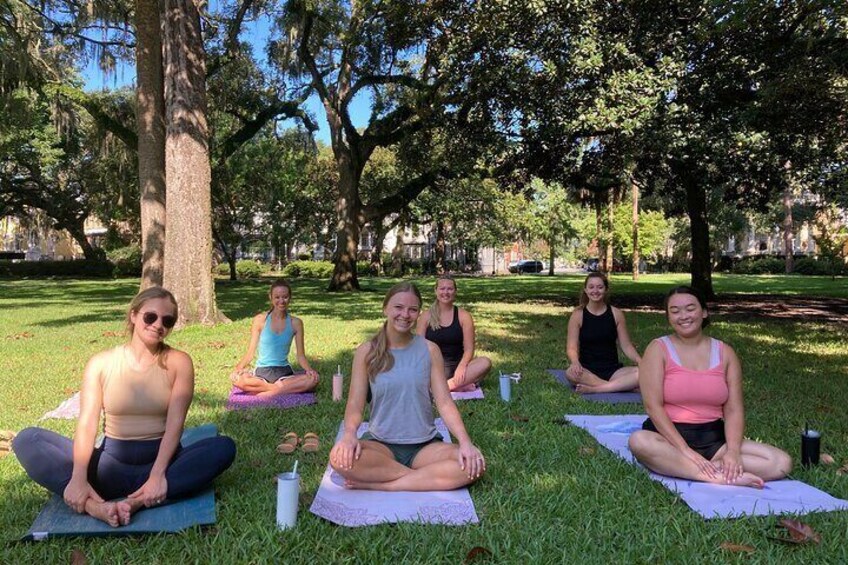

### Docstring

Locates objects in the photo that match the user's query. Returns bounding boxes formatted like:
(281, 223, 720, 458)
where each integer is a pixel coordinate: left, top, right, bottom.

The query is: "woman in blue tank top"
(230, 279, 319, 396)
(417, 276, 491, 392)
(565, 273, 641, 393)
(329, 282, 486, 491)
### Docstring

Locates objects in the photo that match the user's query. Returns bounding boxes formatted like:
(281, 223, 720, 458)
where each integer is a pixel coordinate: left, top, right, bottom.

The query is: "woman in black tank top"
(417, 276, 491, 392)
(565, 273, 642, 393)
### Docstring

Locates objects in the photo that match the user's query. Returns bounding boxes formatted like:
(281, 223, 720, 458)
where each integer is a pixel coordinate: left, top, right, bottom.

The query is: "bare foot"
(85, 499, 121, 527)
(115, 499, 142, 526)
(575, 382, 611, 393)
(449, 382, 477, 393)
(730, 472, 765, 489)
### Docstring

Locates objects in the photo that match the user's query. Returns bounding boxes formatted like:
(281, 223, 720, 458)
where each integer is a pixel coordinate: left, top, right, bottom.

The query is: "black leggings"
(13, 427, 236, 501)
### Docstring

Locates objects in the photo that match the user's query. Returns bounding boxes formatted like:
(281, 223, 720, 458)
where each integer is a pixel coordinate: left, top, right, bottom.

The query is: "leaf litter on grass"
(769, 518, 822, 545)
(719, 542, 755, 554)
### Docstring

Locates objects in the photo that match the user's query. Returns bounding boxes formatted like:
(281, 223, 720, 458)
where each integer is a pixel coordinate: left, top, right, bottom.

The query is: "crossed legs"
(447, 357, 492, 392)
(331, 441, 481, 492)
(568, 366, 638, 393)
(231, 372, 319, 397)
(628, 430, 792, 488)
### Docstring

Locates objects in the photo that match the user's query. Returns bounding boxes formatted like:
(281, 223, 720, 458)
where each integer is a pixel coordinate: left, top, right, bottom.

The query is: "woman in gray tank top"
(329, 282, 486, 490)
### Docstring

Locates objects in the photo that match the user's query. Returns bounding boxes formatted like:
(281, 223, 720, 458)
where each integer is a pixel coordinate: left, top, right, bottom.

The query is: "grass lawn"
(1, 274, 846, 563)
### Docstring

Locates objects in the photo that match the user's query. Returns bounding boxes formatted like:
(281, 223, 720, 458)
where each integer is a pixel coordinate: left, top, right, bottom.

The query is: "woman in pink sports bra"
(629, 286, 791, 488)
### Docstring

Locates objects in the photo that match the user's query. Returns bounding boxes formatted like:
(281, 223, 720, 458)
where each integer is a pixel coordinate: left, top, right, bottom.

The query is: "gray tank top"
(368, 334, 438, 444)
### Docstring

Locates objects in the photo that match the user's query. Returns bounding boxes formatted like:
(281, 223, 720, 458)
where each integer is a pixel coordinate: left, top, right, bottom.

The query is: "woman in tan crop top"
(14, 287, 235, 528)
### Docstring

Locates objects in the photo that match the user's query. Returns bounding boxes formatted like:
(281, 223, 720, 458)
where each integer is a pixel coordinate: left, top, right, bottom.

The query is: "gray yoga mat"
(23, 424, 219, 540)
(548, 369, 642, 404)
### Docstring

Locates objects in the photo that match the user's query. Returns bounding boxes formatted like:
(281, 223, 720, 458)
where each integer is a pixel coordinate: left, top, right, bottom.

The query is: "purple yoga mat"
(566, 414, 848, 519)
(309, 419, 479, 527)
(40, 392, 81, 420)
(225, 387, 317, 411)
(451, 386, 484, 401)
(548, 369, 642, 404)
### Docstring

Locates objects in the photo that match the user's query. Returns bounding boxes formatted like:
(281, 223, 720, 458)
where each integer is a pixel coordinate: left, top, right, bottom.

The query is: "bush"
(235, 260, 264, 279)
(0, 259, 114, 278)
(107, 245, 142, 277)
(731, 257, 785, 275)
(282, 260, 334, 278)
(216, 262, 231, 276)
(357, 260, 377, 276)
(792, 257, 846, 276)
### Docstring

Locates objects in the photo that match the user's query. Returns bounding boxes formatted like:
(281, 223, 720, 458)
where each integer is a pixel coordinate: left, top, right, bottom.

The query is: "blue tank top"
(368, 335, 438, 444)
(255, 313, 294, 368)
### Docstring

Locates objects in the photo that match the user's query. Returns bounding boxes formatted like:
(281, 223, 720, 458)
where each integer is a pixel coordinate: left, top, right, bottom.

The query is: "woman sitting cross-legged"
(230, 279, 319, 397)
(417, 276, 491, 392)
(329, 282, 486, 491)
(13, 287, 236, 527)
(628, 286, 791, 488)
(565, 272, 641, 393)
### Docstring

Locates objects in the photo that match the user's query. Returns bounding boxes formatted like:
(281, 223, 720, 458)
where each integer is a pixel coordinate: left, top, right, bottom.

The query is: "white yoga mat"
(451, 386, 484, 401)
(309, 418, 480, 527)
(566, 414, 848, 519)
(40, 392, 81, 420)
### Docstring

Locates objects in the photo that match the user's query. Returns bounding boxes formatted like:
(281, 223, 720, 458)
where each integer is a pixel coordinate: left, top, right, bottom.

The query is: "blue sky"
(81, 11, 371, 145)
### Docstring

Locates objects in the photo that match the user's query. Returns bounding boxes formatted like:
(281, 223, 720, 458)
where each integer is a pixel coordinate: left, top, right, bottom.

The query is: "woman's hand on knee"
(457, 442, 485, 480)
(128, 474, 168, 507)
(683, 448, 719, 479)
(330, 435, 361, 470)
(64, 477, 102, 513)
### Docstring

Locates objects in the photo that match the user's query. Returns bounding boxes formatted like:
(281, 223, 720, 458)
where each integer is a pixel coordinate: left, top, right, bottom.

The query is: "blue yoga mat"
(24, 424, 219, 540)
(547, 369, 643, 404)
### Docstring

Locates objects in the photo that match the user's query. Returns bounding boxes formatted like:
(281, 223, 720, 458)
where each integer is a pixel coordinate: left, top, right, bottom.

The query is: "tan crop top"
(101, 346, 173, 440)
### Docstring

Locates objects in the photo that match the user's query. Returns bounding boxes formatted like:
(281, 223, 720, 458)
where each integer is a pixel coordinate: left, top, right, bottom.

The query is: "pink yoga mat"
(566, 414, 848, 519)
(309, 419, 479, 527)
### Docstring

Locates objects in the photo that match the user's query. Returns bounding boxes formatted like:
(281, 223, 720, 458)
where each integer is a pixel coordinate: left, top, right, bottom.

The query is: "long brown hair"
(366, 282, 422, 381)
(427, 276, 456, 331)
(125, 286, 179, 337)
(578, 273, 611, 308)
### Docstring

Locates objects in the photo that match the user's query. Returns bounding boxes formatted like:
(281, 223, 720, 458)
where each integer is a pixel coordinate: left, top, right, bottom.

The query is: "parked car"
(509, 260, 544, 274)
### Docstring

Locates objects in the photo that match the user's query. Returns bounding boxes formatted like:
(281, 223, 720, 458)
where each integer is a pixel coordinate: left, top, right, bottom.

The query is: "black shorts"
(582, 362, 624, 381)
(444, 361, 459, 380)
(360, 432, 442, 468)
(642, 418, 726, 460)
(253, 365, 295, 383)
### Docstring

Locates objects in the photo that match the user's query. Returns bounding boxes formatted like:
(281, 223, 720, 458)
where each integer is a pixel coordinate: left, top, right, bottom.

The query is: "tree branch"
(207, 0, 255, 77)
(363, 168, 451, 220)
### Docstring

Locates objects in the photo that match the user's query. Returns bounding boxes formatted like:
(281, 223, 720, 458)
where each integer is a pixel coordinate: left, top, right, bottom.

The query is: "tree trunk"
(605, 189, 614, 273)
(328, 156, 362, 291)
(631, 178, 639, 281)
(65, 223, 99, 260)
(136, 0, 166, 289)
(390, 215, 406, 277)
(683, 176, 715, 300)
(370, 217, 385, 276)
(594, 191, 603, 267)
(434, 219, 446, 274)
(548, 238, 555, 276)
(782, 180, 794, 274)
(162, 0, 227, 325)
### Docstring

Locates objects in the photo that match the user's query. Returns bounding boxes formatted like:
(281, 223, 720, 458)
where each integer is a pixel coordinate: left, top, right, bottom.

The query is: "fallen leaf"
(509, 415, 529, 423)
(101, 331, 122, 337)
(771, 518, 821, 544)
(7, 331, 34, 340)
(299, 492, 314, 506)
(198, 388, 209, 394)
(552, 418, 571, 426)
(837, 463, 848, 476)
(579, 446, 595, 456)
(719, 542, 755, 554)
(207, 341, 226, 349)
(464, 546, 493, 563)
(71, 549, 87, 565)
(249, 459, 262, 468)
(820, 453, 835, 465)
(63, 387, 76, 395)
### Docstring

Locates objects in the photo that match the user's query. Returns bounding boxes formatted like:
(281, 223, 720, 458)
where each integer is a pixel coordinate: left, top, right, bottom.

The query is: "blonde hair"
(125, 286, 179, 337)
(578, 273, 610, 308)
(366, 282, 422, 381)
(428, 276, 456, 331)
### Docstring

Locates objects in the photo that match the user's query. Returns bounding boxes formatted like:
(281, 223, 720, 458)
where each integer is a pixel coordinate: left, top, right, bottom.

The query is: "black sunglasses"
(141, 311, 177, 329)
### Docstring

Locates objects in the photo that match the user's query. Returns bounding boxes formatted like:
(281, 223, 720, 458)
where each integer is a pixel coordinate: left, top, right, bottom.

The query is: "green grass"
(1, 275, 847, 563)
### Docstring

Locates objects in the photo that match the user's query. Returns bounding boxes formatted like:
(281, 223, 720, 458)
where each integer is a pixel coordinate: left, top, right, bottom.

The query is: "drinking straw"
(338, 364, 341, 374)
(292, 460, 299, 476)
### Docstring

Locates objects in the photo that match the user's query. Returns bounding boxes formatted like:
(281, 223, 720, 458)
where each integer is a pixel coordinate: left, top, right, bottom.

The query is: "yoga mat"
(548, 369, 642, 404)
(40, 392, 81, 420)
(451, 386, 484, 401)
(309, 418, 479, 527)
(226, 387, 317, 411)
(566, 414, 848, 519)
(23, 424, 219, 540)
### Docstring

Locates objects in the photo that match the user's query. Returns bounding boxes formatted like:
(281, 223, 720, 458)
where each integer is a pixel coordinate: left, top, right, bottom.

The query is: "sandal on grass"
(301, 432, 320, 453)
(276, 432, 299, 454)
